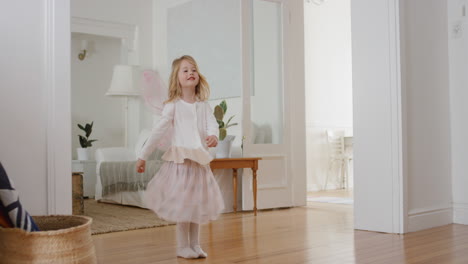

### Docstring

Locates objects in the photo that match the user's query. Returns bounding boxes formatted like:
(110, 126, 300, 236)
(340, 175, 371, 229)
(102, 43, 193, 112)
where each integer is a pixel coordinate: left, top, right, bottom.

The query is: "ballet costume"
(139, 99, 224, 258)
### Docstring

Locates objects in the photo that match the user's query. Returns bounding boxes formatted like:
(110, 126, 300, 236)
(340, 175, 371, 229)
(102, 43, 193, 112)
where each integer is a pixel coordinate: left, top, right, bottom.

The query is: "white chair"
(324, 129, 352, 190)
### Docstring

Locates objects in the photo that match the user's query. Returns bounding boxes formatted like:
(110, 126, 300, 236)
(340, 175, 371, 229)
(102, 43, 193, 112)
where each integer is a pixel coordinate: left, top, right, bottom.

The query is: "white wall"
(403, 0, 453, 232)
(448, 0, 468, 225)
(0, 0, 71, 215)
(304, 0, 353, 191)
(72, 0, 154, 150)
(71, 34, 124, 159)
(0, 1, 49, 215)
(72, 0, 153, 68)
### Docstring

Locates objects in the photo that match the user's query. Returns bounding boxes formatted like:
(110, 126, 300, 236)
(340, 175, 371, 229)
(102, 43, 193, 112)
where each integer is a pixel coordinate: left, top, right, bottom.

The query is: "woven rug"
(307, 196, 354, 205)
(84, 199, 174, 235)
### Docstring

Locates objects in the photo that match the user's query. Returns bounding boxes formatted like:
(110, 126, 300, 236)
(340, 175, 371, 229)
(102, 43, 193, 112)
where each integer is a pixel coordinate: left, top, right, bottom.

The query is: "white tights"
(176, 222, 207, 258)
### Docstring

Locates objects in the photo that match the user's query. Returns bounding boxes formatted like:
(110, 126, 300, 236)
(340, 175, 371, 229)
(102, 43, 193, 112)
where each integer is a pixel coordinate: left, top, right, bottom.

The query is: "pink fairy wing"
(142, 70, 173, 151)
(142, 70, 168, 114)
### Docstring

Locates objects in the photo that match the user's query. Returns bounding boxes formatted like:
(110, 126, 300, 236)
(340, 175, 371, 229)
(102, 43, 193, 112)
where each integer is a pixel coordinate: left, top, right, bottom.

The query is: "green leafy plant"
(77, 122, 97, 148)
(214, 100, 238, 140)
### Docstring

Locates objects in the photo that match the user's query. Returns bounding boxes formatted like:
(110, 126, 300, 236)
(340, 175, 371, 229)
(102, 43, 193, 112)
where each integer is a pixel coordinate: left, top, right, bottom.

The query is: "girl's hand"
(136, 159, 146, 173)
(206, 135, 218, 148)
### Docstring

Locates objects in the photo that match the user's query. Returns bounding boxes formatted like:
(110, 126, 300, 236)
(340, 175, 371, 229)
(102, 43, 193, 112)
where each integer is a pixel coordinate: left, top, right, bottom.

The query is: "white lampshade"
(106, 65, 141, 96)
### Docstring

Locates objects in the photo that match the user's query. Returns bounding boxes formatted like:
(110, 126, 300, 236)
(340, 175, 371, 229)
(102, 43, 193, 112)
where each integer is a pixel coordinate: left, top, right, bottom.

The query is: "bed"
(94, 129, 164, 208)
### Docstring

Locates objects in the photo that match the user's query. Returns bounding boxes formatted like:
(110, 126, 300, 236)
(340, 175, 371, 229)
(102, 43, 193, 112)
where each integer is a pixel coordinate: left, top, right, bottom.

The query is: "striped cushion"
(0, 162, 39, 231)
(0, 202, 13, 228)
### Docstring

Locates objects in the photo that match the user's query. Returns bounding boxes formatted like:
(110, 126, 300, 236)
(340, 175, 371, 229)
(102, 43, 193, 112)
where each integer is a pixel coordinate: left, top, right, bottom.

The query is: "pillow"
(0, 162, 40, 231)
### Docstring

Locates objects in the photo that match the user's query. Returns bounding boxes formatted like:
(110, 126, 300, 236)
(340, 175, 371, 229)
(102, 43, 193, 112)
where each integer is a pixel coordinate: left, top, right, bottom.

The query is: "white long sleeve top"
(138, 99, 219, 165)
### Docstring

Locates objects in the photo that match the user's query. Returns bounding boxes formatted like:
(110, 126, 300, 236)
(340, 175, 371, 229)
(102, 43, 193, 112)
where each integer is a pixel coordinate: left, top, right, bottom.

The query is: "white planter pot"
(77, 148, 89, 161)
(216, 135, 235, 159)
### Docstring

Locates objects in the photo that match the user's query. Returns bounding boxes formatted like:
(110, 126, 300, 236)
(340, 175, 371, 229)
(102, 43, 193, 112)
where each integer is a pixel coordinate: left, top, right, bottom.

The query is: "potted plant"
(214, 100, 238, 158)
(77, 122, 97, 160)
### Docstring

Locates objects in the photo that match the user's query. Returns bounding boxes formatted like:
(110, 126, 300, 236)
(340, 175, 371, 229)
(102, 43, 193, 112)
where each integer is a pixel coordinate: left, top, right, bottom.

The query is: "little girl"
(136, 55, 224, 259)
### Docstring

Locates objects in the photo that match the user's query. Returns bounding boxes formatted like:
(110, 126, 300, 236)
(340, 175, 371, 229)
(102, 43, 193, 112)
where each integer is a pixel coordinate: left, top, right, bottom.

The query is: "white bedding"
(95, 163, 237, 212)
(94, 143, 237, 212)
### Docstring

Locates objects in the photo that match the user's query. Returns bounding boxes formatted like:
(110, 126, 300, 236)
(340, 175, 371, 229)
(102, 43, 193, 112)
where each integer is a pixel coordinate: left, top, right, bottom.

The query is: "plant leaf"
(226, 123, 238, 128)
(220, 100, 227, 114)
(78, 124, 85, 131)
(214, 105, 224, 121)
(87, 139, 97, 147)
(84, 123, 92, 137)
(219, 128, 227, 141)
(225, 115, 235, 126)
(79, 135, 87, 148)
(217, 120, 225, 129)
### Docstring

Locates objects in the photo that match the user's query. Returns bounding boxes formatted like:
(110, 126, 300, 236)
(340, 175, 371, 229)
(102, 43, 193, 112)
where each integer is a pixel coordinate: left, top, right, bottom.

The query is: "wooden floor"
(93, 195, 468, 264)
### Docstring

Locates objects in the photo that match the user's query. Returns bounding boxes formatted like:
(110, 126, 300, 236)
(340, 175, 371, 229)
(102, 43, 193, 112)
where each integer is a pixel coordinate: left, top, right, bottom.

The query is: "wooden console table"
(210, 157, 262, 215)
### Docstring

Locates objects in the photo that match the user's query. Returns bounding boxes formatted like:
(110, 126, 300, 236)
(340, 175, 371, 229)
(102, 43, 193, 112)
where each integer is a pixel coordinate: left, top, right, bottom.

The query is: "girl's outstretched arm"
(138, 102, 175, 161)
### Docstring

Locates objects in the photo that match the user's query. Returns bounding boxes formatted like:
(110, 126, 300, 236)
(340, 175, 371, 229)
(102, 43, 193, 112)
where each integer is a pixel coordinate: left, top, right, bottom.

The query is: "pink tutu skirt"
(144, 159, 224, 224)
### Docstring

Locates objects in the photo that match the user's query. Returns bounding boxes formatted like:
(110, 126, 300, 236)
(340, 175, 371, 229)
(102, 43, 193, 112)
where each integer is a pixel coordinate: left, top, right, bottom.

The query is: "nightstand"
(72, 160, 97, 198)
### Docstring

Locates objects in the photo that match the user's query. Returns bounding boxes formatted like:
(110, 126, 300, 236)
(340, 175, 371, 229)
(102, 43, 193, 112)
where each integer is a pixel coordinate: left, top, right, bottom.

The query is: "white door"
(154, 0, 306, 211)
(241, 0, 305, 210)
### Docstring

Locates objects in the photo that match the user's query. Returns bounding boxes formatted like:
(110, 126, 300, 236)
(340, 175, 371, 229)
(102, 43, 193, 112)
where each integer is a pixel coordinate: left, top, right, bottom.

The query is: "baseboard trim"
(453, 203, 468, 225)
(408, 207, 452, 232)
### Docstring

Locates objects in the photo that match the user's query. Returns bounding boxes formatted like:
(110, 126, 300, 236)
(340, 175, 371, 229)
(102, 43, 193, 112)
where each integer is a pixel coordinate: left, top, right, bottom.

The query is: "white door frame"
(351, 0, 406, 233)
(45, 0, 71, 214)
(49, 0, 406, 233)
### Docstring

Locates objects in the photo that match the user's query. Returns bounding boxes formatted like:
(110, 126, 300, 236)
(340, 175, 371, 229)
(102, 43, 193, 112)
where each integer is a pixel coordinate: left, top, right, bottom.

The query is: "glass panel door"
(251, 0, 284, 144)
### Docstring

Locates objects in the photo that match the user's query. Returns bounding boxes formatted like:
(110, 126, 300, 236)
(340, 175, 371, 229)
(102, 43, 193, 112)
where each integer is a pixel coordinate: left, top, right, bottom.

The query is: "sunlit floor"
(93, 191, 468, 264)
(307, 188, 353, 199)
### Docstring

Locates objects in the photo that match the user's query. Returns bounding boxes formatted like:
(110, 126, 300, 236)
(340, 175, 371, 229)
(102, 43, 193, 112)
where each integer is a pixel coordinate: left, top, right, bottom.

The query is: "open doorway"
(69, 0, 158, 233)
(304, 0, 354, 205)
(71, 32, 125, 199)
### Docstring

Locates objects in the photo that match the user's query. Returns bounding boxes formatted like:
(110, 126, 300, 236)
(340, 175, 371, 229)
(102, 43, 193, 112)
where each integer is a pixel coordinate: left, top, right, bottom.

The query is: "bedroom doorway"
(70, 32, 123, 202)
(70, 13, 154, 232)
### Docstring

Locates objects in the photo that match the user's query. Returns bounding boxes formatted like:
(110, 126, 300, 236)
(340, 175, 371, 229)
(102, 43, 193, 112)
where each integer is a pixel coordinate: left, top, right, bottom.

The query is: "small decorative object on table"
(77, 121, 98, 160)
(214, 100, 238, 158)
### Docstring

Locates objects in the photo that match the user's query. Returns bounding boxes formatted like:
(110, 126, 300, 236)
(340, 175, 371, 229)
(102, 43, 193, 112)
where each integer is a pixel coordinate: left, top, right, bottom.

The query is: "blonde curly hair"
(165, 55, 210, 103)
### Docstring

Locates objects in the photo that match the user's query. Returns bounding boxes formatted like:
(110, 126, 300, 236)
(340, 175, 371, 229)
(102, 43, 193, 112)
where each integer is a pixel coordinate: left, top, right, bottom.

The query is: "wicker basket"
(0, 215, 97, 264)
